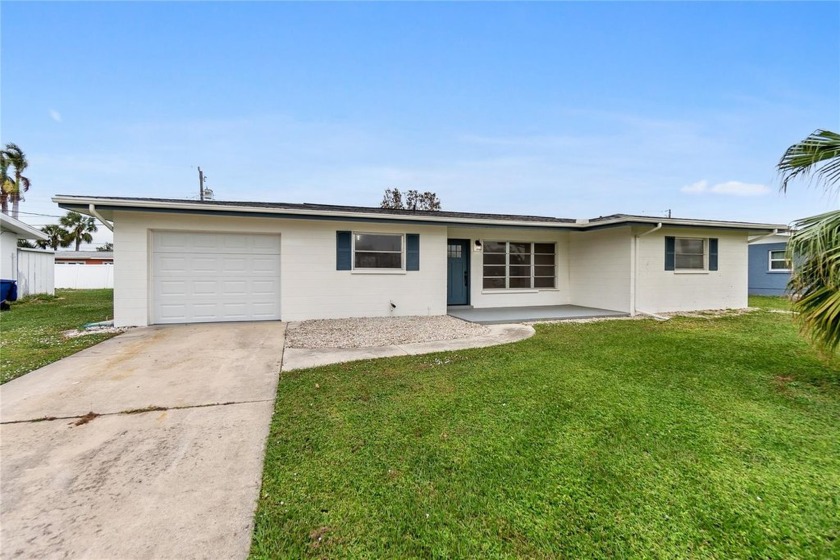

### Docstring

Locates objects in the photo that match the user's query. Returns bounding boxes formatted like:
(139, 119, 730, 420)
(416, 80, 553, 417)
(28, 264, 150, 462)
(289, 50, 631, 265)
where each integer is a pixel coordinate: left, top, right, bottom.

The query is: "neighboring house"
(55, 251, 114, 289)
(54, 195, 785, 328)
(55, 251, 114, 265)
(748, 233, 791, 296)
(0, 213, 55, 297)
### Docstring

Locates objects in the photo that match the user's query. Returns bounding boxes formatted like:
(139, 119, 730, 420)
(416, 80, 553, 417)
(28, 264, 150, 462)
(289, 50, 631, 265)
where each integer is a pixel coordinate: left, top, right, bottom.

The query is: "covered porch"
(447, 304, 629, 325)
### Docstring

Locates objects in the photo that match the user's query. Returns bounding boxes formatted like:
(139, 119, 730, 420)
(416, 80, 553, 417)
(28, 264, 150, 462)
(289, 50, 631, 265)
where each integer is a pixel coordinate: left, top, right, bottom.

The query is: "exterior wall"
(635, 228, 749, 313)
(748, 241, 789, 296)
(56, 263, 115, 289)
(16, 249, 55, 296)
(0, 230, 17, 281)
(446, 227, 570, 309)
(568, 227, 632, 312)
(113, 211, 448, 326)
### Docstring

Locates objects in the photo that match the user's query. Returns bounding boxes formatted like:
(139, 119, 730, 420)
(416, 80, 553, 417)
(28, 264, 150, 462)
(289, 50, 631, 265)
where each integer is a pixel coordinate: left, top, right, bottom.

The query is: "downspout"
(89, 204, 114, 232)
(632, 223, 662, 317)
(748, 228, 781, 244)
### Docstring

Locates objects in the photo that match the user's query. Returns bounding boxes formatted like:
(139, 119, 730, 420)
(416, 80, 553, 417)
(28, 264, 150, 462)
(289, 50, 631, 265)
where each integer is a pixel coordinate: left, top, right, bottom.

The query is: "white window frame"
(481, 241, 556, 290)
(352, 232, 405, 270)
(768, 250, 791, 272)
(675, 237, 707, 271)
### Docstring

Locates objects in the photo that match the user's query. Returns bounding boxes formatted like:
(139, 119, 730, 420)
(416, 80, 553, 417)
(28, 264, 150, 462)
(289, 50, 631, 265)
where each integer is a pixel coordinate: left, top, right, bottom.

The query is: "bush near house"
(252, 296, 838, 559)
(1, 289, 115, 384)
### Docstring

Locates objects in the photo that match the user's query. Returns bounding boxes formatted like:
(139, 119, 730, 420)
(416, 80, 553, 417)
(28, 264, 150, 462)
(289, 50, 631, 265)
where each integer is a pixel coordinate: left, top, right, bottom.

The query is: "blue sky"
(2, 2, 838, 247)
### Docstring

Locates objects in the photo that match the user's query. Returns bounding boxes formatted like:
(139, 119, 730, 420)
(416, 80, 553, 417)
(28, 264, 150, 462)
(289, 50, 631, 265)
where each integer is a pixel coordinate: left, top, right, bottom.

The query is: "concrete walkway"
(448, 304, 628, 324)
(283, 323, 534, 371)
(0, 322, 284, 560)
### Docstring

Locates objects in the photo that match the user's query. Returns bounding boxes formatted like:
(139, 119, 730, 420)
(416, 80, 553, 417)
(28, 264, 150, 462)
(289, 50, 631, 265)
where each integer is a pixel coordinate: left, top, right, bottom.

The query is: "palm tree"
(777, 129, 840, 353)
(37, 224, 72, 251)
(3, 143, 31, 220)
(0, 153, 11, 215)
(59, 211, 98, 251)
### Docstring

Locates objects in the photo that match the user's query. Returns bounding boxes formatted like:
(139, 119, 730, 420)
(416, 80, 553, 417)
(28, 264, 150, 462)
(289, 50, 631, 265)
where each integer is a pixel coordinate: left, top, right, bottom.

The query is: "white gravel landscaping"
(285, 315, 490, 349)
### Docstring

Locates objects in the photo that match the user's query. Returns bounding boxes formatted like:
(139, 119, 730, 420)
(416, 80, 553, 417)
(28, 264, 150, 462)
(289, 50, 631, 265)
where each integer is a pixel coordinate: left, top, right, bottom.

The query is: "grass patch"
(1, 289, 115, 384)
(749, 295, 792, 312)
(252, 300, 839, 558)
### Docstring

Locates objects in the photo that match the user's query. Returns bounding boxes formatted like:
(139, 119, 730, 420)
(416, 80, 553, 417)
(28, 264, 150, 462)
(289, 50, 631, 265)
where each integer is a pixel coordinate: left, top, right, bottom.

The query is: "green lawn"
(252, 296, 839, 559)
(1, 289, 116, 384)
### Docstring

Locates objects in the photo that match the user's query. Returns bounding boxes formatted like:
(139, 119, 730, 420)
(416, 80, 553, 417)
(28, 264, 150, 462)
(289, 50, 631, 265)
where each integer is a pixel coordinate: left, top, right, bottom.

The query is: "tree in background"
(59, 211, 98, 251)
(380, 188, 441, 211)
(96, 242, 114, 251)
(17, 239, 35, 249)
(37, 224, 72, 251)
(777, 129, 840, 353)
(2, 143, 31, 219)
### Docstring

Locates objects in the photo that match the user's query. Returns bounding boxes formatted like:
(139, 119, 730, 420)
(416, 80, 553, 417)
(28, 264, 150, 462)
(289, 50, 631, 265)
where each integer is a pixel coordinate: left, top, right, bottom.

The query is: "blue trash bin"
(0, 279, 18, 302)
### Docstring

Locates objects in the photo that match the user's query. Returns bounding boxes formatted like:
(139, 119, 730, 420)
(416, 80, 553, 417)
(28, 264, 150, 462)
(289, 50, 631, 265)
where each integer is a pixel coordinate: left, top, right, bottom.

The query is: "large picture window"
(482, 242, 555, 289)
(354, 233, 403, 269)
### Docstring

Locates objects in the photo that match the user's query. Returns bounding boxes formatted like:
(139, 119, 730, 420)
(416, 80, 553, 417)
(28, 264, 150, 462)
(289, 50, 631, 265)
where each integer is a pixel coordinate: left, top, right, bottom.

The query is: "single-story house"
(748, 233, 791, 296)
(55, 251, 114, 265)
(53, 195, 785, 328)
(0, 213, 54, 298)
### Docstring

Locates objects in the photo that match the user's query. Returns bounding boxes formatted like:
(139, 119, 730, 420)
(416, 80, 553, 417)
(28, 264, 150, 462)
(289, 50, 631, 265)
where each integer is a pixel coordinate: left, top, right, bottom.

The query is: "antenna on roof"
(197, 167, 214, 201)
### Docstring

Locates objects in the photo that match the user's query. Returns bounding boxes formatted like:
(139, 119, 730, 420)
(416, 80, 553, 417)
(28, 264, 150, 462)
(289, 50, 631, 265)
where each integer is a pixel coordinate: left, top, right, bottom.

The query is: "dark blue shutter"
(406, 234, 420, 271)
(336, 231, 351, 270)
(708, 238, 719, 271)
(665, 236, 676, 271)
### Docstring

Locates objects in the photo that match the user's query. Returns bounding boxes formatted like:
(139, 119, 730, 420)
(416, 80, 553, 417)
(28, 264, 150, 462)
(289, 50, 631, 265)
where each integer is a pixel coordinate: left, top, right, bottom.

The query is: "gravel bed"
(285, 315, 490, 349)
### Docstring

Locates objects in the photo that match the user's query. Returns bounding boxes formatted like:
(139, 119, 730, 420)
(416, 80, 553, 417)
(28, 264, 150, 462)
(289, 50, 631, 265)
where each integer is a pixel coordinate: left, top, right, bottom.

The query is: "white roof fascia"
(52, 195, 571, 228)
(52, 195, 786, 232)
(0, 213, 49, 240)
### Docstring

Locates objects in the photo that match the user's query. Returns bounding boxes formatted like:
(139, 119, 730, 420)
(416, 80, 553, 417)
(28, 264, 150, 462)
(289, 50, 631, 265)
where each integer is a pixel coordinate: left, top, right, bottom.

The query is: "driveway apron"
(0, 322, 285, 560)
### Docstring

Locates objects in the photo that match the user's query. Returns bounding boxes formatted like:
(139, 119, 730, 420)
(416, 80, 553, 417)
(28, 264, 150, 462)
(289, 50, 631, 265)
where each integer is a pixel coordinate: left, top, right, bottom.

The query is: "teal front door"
(447, 239, 470, 305)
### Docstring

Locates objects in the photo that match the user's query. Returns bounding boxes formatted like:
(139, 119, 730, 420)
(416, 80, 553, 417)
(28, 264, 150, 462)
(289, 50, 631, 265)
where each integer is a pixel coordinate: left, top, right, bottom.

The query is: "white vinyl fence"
(17, 248, 55, 297)
(55, 264, 114, 289)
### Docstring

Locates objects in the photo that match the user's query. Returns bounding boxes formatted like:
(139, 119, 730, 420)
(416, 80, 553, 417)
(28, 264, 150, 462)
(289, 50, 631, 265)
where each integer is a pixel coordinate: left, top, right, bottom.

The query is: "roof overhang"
(0, 213, 48, 240)
(52, 195, 787, 234)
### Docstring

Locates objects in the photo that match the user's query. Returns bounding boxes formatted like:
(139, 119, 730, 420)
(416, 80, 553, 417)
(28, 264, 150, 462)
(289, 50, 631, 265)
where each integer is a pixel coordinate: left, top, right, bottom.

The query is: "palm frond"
(788, 210, 840, 353)
(777, 129, 840, 193)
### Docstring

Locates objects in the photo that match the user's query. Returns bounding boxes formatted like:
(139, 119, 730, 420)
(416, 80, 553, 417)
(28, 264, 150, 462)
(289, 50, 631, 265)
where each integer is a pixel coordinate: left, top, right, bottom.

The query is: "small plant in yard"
(251, 296, 838, 559)
(0, 289, 115, 384)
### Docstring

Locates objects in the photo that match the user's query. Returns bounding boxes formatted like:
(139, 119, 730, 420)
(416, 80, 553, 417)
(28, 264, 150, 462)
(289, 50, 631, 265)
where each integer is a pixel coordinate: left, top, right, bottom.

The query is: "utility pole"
(198, 167, 206, 201)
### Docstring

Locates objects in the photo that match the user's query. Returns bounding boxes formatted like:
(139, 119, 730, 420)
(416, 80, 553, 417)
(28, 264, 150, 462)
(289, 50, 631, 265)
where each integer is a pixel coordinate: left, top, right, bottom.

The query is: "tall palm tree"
(37, 224, 72, 251)
(777, 129, 840, 353)
(0, 153, 11, 215)
(59, 211, 98, 251)
(3, 143, 31, 220)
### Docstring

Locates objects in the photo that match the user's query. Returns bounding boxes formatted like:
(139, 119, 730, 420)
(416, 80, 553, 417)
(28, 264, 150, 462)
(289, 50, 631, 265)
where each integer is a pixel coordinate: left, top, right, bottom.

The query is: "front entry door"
(447, 239, 470, 305)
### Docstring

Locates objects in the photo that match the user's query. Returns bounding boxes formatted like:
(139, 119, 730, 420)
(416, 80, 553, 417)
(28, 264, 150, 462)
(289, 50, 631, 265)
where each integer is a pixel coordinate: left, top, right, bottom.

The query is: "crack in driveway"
(0, 398, 276, 426)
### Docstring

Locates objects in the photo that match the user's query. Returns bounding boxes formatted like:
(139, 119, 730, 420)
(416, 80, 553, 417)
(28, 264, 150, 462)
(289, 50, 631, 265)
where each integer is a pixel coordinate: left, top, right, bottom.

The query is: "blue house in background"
(748, 234, 791, 296)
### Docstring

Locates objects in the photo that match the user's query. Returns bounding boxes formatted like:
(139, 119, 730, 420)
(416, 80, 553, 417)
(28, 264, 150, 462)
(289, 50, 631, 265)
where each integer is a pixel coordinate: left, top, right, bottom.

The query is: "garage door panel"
(222, 280, 249, 295)
(251, 257, 281, 273)
(251, 279, 277, 295)
(155, 278, 189, 298)
(222, 257, 248, 273)
(152, 232, 281, 324)
(192, 280, 218, 295)
(192, 303, 221, 321)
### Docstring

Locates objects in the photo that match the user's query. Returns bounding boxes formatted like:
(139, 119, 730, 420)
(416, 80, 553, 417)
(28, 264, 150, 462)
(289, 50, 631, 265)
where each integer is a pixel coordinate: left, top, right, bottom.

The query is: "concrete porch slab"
(448, 304, 628, 324)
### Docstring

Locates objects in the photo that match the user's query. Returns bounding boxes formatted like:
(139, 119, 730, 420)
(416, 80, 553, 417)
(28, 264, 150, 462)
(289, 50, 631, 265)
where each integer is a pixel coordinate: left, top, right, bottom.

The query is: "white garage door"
(152, 231, 281, 324)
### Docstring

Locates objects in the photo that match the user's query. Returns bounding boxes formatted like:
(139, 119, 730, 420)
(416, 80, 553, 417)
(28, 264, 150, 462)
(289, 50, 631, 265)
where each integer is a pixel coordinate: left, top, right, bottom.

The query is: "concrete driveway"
(0, 322, 285, 559)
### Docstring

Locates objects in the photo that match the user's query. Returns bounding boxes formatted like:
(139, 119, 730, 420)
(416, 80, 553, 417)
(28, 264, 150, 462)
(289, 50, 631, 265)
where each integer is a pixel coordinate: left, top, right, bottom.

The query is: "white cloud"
(49, 109, 62, 122)
(681, 180, 709, 194)
(681, 179, 769, 196)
